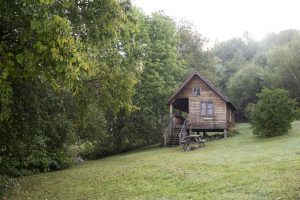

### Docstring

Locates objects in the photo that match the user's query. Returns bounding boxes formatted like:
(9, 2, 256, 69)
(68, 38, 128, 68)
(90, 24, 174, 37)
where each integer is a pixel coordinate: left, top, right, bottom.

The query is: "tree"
(0, 0, 139, 176)
(246, 88, 298, 137)
(133, 12, 187, 142)
(176, 20, 216, 83)
(0, 0, 94, 176)
(265, 34, 300, 102)
(261, 29, 300, 50)
(138, 12, 187, 115)
(216, 50, 247, 92)
(227, 64, 264, 111)
(213, 38, 248, 62)
(213, 37, 259, 93)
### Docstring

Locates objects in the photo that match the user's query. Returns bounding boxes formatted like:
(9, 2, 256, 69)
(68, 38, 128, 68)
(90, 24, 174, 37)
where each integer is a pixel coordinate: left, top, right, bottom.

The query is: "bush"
(246, 88, 298, 137)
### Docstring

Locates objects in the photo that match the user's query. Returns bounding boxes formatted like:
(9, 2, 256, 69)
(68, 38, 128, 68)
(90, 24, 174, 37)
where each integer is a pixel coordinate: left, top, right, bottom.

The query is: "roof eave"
(166, 71, 197, 105)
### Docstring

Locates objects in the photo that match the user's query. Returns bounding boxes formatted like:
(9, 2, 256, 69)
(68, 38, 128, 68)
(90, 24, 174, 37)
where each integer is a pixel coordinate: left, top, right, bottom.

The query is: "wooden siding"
(174, 76, 230, 129)
(226, 103, 235, 128)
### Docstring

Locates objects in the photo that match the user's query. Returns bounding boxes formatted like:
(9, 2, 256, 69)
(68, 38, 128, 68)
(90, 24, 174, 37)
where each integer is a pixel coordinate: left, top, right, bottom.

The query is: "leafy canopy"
(227, 64, 264, 110)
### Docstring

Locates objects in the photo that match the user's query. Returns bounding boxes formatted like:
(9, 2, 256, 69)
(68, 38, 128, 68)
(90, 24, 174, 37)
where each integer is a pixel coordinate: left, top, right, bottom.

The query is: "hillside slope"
(6, 122, 300, 200)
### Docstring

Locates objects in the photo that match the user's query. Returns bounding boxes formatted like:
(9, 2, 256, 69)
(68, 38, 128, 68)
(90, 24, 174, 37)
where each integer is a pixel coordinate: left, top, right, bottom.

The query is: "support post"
(224, 129, 228, 139)
(189, 129, 192, 135)
(203, 131, 207, 138)
(170, 104, 173, 117)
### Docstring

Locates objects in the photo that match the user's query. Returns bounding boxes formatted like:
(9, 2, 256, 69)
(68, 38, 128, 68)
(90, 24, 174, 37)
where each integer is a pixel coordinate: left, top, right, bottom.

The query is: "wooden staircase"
(163, 115, 187, 147)
(166, 128, 181, 146)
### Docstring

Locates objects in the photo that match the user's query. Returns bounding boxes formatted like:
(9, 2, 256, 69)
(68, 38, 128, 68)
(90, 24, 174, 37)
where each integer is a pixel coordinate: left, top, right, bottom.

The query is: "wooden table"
(182, 135, 207, 151)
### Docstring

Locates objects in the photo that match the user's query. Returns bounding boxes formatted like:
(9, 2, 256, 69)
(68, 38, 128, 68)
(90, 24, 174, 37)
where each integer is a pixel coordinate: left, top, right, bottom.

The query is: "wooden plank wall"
(175, 76, 228, 129)
(226, 103, 235, 128)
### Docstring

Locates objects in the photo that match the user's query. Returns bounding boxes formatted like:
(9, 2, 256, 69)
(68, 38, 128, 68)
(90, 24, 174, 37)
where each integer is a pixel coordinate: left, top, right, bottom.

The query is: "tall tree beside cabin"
(164, 72, 237, 146)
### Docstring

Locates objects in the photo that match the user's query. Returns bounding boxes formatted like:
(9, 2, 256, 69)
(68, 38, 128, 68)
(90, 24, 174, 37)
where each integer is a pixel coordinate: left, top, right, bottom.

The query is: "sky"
(132, 0, 300, 45)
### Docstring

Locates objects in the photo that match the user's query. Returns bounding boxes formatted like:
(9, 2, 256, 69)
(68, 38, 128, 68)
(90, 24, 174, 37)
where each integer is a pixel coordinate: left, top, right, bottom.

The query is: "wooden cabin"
(163, 71, 237, 146)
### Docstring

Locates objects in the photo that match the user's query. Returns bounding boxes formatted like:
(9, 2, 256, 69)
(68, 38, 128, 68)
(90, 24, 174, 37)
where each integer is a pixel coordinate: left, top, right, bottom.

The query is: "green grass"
(6, 122, 300, 200)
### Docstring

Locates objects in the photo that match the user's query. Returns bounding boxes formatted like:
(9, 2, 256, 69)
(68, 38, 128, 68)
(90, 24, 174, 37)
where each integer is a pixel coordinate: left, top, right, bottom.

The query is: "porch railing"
(178, 119, 187, 144)
(163, 114, 175, 146)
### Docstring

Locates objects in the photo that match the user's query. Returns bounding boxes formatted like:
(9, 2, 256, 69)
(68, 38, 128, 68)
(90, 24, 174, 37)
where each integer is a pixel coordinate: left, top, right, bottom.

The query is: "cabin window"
(201, 102, 214, 117)
(192, 87, 200, 96)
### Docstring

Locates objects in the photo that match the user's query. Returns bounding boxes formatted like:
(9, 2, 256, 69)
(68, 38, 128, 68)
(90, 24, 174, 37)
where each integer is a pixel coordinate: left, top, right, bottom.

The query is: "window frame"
(192, 86, 200, 96)
(200, 102, 214, 117)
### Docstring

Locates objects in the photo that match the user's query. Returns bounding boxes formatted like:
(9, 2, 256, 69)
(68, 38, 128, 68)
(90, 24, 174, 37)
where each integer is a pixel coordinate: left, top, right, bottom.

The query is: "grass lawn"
(5, 122, 300, 200)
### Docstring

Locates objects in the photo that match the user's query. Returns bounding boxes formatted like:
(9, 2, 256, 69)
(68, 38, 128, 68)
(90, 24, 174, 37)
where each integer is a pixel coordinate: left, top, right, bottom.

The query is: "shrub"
(246, 88, 298, 137)
(46, 151, 75, 171)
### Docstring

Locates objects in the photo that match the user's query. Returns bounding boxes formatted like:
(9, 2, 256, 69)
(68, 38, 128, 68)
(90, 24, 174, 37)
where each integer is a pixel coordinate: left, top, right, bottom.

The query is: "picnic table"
(182, 135, 207, 151)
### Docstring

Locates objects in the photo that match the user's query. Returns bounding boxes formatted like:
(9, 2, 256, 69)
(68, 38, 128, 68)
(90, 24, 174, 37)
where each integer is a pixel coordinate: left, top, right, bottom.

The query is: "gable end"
(166, 72, 237, 111)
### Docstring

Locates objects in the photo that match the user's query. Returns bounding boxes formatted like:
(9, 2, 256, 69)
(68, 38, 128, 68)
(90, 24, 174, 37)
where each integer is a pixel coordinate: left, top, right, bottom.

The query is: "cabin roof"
(166, 71, 237, 111)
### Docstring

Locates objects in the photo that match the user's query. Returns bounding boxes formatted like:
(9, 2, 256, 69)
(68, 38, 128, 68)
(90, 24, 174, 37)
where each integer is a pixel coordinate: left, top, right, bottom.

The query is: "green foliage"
(213, 38, 258, 92)
(216, 50, 247, 92)
(246, 88, 298, 136)
(141, 12, 187, 107)
(0, 1, 92, 121)
(213, 30, 300, 120)
(214, 37, 257, 62)
(1, 0, 300, 179)
(227, 64, 264, 110)
(0, 80, 76, 176)
(0, 0, 139, 176)
(177, 20, 217, 83)
(103, 12, 189, 153)
(146, 16, 185, 117)
(266, 34, 300, 101)
(261, 29, 300, 50)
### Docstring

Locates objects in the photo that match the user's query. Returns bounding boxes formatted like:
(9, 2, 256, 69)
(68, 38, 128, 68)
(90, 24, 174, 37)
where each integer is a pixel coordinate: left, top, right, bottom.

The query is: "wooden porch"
(163, 114, 230, 147)
(171, 114, 231, 130)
